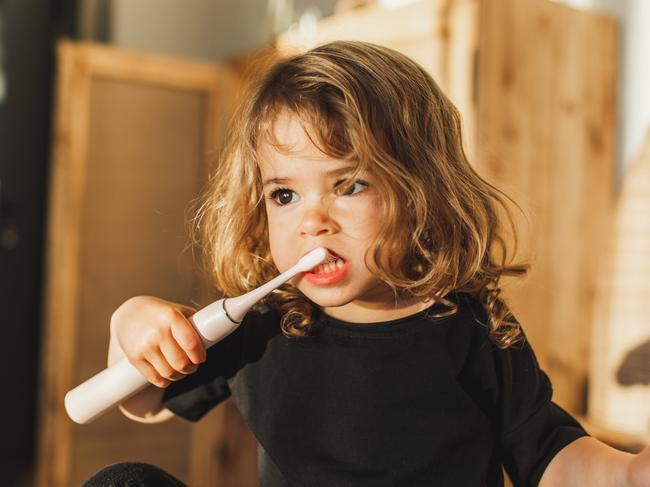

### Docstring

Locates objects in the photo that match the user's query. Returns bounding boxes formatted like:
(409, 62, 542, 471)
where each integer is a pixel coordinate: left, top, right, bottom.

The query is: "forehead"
(257, 112, 339, 175)
(265, 112, 306, 148)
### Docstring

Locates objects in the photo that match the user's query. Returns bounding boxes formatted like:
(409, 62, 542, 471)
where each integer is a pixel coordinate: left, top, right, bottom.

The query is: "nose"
(298, 206, 338, 237)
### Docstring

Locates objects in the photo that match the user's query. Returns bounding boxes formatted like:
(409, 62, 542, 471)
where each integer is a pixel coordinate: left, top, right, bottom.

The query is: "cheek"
(349, 206, 386, 271)
(356, 206, 406, 272)
(266, 214, 291, 269)
(341, 196, 382, 237)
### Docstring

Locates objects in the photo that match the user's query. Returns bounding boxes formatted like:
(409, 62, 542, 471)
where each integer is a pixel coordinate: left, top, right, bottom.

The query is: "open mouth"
(303, 248, 351, 285)
(308, 249, 347, 275)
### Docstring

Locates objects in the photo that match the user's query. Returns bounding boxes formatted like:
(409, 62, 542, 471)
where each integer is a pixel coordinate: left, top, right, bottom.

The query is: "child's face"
(258, 112, 400, 317)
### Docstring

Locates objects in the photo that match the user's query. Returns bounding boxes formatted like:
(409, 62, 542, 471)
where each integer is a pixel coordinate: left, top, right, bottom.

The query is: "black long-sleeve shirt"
(162, 291, 588, 486)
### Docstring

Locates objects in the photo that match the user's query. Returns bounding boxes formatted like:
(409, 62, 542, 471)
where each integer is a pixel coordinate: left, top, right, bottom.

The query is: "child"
(84, 41, 650, 487)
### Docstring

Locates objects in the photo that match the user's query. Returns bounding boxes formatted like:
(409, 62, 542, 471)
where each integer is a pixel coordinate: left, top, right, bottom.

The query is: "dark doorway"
(0, 0, 77, 484)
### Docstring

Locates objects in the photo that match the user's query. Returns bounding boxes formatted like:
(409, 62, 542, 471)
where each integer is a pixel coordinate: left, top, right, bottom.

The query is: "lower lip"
(304, 260, 351, 285)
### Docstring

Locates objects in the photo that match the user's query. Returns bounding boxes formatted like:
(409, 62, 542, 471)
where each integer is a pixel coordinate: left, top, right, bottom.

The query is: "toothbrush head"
(295, 247, 328, 273)
(220, 246, 329, 324)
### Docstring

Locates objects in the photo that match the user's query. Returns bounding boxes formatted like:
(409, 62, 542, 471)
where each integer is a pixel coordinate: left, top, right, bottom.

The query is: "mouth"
(304, 248, 346, 273)
(303, 248, 351, 285)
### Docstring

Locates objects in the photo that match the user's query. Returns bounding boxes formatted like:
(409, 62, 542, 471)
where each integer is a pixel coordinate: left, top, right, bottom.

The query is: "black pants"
(81, 462, 188, 487)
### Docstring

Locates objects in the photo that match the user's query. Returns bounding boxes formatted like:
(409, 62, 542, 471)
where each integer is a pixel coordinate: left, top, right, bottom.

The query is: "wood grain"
(476, 0, 617, 415)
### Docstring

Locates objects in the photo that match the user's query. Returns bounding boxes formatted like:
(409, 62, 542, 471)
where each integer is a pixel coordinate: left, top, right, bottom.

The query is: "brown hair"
(193, 41, 530, 349)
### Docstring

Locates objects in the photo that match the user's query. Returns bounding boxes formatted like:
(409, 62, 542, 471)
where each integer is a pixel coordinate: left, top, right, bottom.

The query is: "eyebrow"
(262, 165, 356, 188)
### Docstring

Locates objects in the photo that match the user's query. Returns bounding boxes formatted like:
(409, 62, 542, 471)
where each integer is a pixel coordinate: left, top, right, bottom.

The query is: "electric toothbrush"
(64, 247, 328, 424)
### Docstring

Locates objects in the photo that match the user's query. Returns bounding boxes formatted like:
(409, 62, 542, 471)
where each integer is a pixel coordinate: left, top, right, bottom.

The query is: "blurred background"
(1, 0, 648, 486)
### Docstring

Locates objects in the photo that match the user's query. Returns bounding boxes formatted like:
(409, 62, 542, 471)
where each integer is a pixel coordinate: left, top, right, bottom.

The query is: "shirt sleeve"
(457, 295, 589, 487)
(161, 311, 247, 422)
(482, 323, 589, 487)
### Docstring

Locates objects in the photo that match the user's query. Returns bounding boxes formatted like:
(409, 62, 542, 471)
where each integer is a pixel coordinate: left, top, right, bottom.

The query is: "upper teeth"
(313, 258, 345, 274)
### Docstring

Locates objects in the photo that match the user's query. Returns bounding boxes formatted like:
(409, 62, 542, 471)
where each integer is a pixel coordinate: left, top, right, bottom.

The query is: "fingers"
(159, 335, 199, 376)
(139, 340, 198, 388)
(112, 297, 205, 389)
(130, 324, 201, 389)
(170, 313, 206, 365)
(131, 356, 173, 389)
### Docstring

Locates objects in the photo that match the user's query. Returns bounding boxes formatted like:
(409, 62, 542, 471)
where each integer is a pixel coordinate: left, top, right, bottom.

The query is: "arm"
(539, 436, 650, 487)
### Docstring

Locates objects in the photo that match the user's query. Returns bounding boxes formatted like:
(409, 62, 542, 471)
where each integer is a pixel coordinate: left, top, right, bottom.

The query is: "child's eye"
(267, 180, 369, 207)
(337, 180, 369, 196)
(268, 188, 299, 206)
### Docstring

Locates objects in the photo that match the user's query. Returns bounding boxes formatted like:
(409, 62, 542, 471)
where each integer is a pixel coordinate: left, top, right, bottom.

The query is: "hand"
(627, 445, 650, 487)
(110, 296, 206, 388)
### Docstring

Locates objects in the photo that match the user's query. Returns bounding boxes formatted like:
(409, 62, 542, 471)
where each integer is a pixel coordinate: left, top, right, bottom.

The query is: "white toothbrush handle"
(64, 358, 151, 424)
(64, 246, 328, 425)
(65, 298, 237, 424)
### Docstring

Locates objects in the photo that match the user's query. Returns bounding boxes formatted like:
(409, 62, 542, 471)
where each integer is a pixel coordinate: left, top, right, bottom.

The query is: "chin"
(298, 285, 354, 308)
(309, 297, 350, 308)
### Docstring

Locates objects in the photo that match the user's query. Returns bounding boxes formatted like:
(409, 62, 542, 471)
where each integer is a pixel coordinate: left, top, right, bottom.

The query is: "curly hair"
(191, 40, 530, 349)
